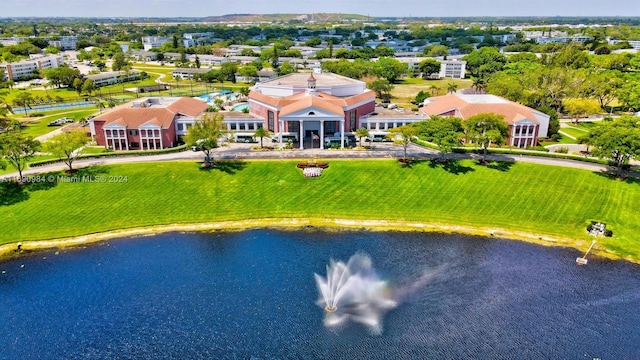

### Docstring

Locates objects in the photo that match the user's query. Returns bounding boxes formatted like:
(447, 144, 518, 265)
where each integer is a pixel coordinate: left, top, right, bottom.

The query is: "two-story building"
(89, 97, 209, 150)
(422, 94, 550, 148)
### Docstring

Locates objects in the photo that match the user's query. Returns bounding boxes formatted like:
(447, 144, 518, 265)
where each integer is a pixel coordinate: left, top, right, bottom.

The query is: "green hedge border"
(411, 139, 638, 170)
(29, 144, 190, 167)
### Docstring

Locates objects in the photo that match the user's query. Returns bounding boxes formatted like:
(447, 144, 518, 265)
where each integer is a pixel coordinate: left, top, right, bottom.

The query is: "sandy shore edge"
(0, 218, 633, 263)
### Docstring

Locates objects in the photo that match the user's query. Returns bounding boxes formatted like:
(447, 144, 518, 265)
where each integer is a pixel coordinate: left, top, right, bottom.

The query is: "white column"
(159, 130, 163, 149)
(340, 120, 345, 149)
(299, 121, 304, 150)
(279, 119, 283, 147)
(103, 129, 108, 149)
(124, 130, 129, 150)
(320, 120, 324, 150)
(511, 125, 517, 146)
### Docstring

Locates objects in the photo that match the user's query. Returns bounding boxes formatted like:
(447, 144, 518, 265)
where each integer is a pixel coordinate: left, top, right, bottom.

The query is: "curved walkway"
(0, 142, 619, 181)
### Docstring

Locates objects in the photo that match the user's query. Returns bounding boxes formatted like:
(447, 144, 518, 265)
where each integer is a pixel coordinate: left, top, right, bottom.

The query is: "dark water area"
(1, 230, 639, 359)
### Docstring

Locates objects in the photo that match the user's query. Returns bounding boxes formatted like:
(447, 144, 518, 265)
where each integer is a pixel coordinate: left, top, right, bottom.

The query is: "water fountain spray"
(314, 253, 397, 333)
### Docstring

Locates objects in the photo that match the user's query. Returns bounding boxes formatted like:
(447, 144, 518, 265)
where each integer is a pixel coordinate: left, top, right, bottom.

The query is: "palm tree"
(254, 126, 271, 148)
(471, 77, 485, 94)
(429, 85, 440, 97)
(355, 126, 370, 147)
(238, 86, 250, 101)
(14, 91, 35, 116)
(447, 82, 458, 94)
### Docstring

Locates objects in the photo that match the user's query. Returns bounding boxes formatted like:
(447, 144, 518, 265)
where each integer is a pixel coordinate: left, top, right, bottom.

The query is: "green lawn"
(1, 159, 639, 261)
(0, 154, 59, 175)
(20, 109, 97, 138)
(559, 125, 589, 139)
(81, 146, 109, 155)
(540, 133, 578, 146)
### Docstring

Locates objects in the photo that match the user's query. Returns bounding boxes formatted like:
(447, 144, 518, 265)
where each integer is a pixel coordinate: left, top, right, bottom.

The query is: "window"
(239, 124, 245, 131)
(129, 129, 138, 136)
(177, 124, 184, 131)
(230, 123, 237, 130)
(248, 123, 254, 130)
(325, 121, 336, 134)
(268, 111, 274, 132)
(256, 123, 263, 129)
(349, 110, 356, 131)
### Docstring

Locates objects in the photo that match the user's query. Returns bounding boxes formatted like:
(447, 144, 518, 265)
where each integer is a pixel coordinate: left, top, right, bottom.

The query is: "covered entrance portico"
(278, 111, 345, 150)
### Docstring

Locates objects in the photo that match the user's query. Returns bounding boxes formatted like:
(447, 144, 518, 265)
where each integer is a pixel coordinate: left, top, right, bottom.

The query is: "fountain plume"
(314, 253, 397, 333)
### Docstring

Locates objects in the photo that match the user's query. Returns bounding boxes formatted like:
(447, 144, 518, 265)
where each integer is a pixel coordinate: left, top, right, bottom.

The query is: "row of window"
(364, 122, 412, 131)
(228, 122, 264, 131)
(105, 129, 161, 137)
(514, 126, 536, 135)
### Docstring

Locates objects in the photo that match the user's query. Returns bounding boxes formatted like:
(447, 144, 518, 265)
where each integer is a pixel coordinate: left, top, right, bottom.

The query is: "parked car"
(236, 135, 257, 143)
(47, 117, 74, 127)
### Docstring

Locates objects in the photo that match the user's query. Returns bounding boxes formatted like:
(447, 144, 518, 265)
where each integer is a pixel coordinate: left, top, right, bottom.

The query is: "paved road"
(0, 142, 622, 181)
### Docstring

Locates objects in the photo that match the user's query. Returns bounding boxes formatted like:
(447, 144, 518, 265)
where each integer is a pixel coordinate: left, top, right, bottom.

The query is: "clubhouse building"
(422, 94, 550, 148)
(89, 97, 209, 150)
(89, 73, 548, 151)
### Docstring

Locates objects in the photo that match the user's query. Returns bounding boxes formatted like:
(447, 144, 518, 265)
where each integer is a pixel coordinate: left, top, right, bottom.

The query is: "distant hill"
(200, 13, 369, 23)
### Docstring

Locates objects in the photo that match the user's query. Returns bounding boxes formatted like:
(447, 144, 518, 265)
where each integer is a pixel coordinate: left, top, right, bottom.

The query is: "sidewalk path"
(0, 142, 621, 181)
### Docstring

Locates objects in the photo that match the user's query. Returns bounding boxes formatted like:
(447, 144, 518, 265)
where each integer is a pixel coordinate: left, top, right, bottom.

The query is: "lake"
(1, 230, 639, 359)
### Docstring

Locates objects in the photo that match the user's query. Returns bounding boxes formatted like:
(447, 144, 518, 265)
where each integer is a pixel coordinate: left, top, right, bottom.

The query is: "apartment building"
(0, 54, 64, 81)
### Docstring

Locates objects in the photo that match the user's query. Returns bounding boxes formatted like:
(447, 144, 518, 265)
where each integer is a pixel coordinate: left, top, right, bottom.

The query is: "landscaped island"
(1, 159, 639, 262)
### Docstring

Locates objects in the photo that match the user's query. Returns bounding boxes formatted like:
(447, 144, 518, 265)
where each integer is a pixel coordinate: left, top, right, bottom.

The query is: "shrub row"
(29, 145, 190, 167)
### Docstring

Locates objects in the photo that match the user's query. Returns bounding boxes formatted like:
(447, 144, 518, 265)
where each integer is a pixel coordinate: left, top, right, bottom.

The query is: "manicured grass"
(390, 77, 472, 108)
(1, 159, 639, 261)
(540, 133, 578, 146)
(560, 125, 589, 139)
(0, 155, 59, 175)
(81, 146, 109, 155)
(20, 109, 97, 138)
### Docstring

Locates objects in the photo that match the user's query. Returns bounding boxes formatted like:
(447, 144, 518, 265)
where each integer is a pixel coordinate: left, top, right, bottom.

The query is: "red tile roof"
(422, 94, 541, 125)
(93, 97, 209, 129)
(249, 89, 375, 116)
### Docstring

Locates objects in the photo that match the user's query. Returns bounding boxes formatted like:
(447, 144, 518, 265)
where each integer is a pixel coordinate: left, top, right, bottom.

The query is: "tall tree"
(355, 126, 370, 147)
(463, 47, 506, 80)
(13, 91, 35, 116)
(277, 62, 296, 76)
(388, 124, 418, 162)
(112, 52, 129, 71)
(371, 58, 406, 84)
(253, 127, 271, 149)
(44, 130, 88, 173)
(417, 116, 464, 160)
(81, 79, 96, 96)
(586, 117, 640, 178)
(184, 113, 226, 167)
(563, 98, 601, 125)
(367, 79, 394, 99)
(418, 58, 441, 79)
(463, 113, 509, 163)
(0, 131, 41, 180)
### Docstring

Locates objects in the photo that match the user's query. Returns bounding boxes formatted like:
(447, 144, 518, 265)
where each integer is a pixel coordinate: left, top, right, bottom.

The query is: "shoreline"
(0, 218, 633, 264)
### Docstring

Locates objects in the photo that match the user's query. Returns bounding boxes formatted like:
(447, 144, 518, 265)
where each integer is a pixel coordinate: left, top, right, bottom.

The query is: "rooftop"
(259, 72, 363, 87)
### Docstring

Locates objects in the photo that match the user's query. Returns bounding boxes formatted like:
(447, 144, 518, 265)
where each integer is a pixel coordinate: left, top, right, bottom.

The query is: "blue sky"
(2, 0, 639, 18)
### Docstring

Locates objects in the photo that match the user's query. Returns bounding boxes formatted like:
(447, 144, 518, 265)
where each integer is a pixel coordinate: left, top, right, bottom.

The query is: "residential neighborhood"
(1, 8, 640, 359)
